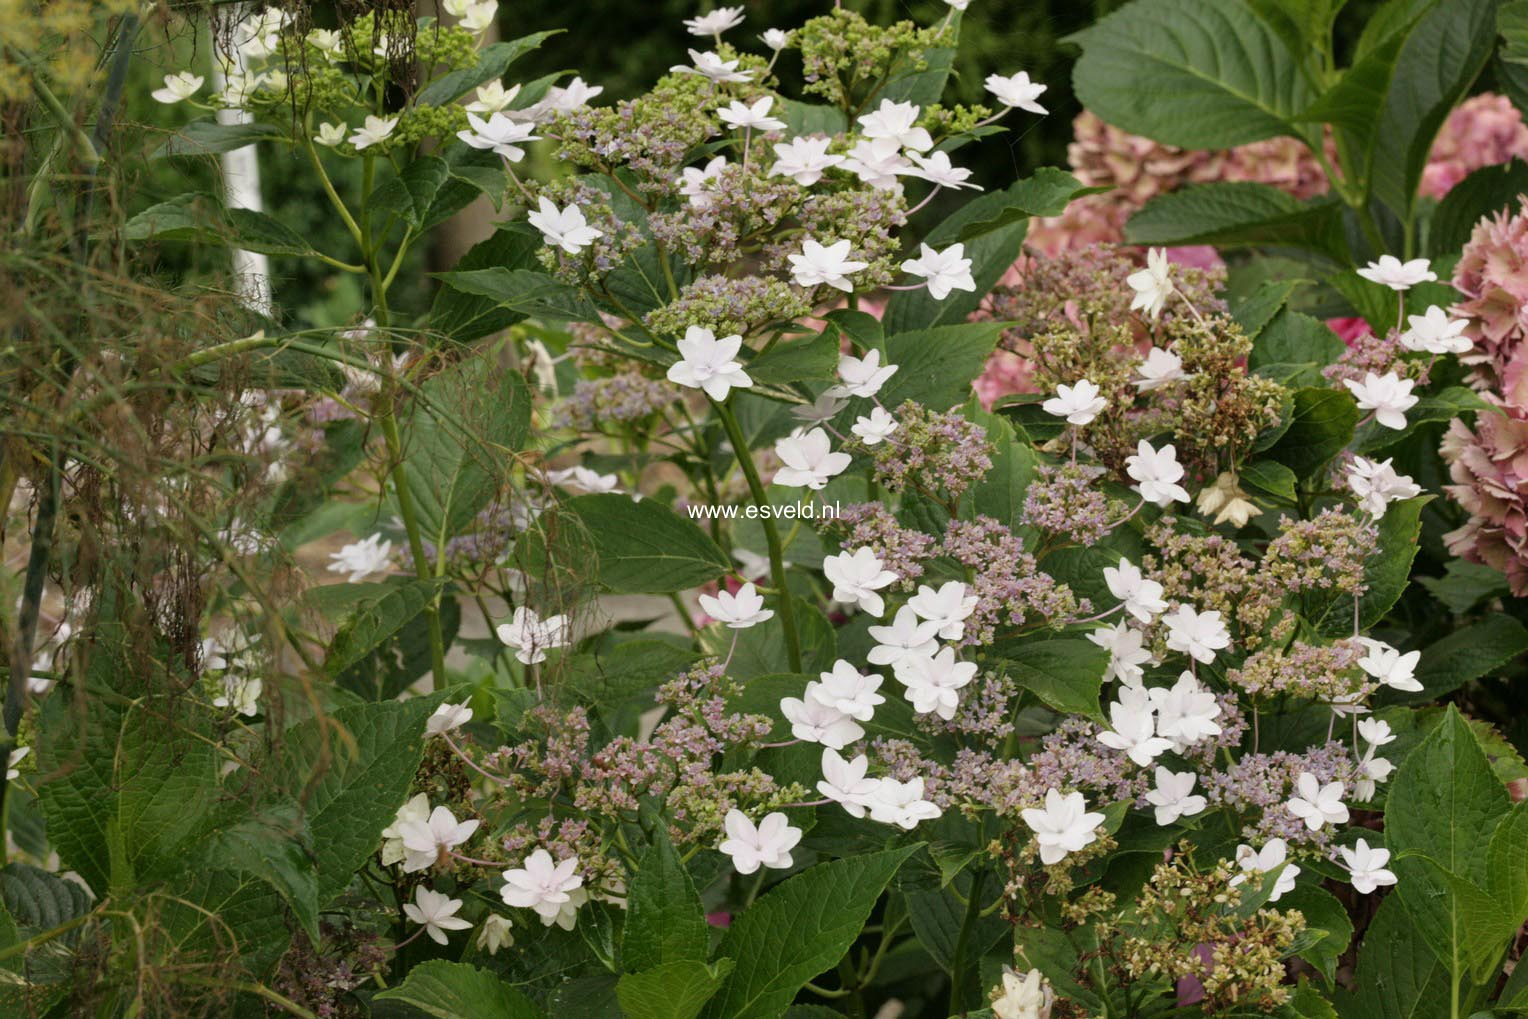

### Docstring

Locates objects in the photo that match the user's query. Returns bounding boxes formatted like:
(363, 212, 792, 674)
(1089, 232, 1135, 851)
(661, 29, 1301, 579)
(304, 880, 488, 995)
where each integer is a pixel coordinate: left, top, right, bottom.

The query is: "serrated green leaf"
(617, 960, 735, 1019)
(1125, 183, 1348, 261)
(623, 828, 708, 973)
(415, 32, 561, 106)
(376, 960, 542, 1018)
(563, 493, 730, 593)
(989, 639, 1107, 722)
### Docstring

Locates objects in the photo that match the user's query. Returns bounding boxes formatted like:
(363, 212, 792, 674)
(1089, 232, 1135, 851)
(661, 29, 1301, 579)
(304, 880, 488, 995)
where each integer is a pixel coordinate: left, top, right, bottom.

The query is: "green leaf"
(434, 266, 601, 321)
(198, 801, 321, 943)
(371, 155, 452, 229)
(1345, 495, 1430, 632)
(1280, 885, 1352, 986)
(1335, 893, 1453, 1019)
(949, 167, 1103, 245)
(617, 961, 735, 1019)
(878, 323, 1006, 411)
(225, 207, 320, 256)
(0, 863, 92, 997)
(1125, 184, 1349, 261)
(623, 829, 709, 973)
(1239, 460, 1298, 503)
(779, 99, 847, 136)
(1418, 559, 1513, 614)
(1395, 615, 1528, 704)
(1233, 278, 1304, 339)
(324, 579, 449, 677)
(989, 640, 1107, 722)
(746, 329, 839, 386)
(964, 403, 1038, 530)
(1249, 309, 1346, 374)
(1067, 0, 1317, 149)
(415, 31, 561, 106)
(564, 493, 730, 593)
(429, 226, 545, 343)
(1429, 159, 1528, 256)
(155, 118, 283, 158)
(376, 960, 543, 1018)
(1263, 387, 1357, 477)
(566, 640, 700, 705)
(702, 846, 921, 1019)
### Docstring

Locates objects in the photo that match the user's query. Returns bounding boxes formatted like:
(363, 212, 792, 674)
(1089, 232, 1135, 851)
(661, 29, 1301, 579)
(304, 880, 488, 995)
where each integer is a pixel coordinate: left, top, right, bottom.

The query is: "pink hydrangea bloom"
(1454, 197, 1528, 411)
(1420, 94, 1528, 200)
(1441, 412, 1528, 595)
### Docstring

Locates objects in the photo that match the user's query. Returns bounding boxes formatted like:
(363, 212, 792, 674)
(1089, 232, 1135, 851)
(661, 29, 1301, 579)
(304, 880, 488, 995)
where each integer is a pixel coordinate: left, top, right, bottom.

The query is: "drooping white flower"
(476, 913, 514, 954)
(1125, 440, 1190, 507)
(308, 28, 344, 57)
(840, 137, 912, 190)
(769, 136, 844, 185)
(313, 122, 346, 147)
(851, 407, 899, 445)
(866, 776, 942, 829)
(792, 391, 849, 425)
(496, 606, 571, 665)
(858, 99, 933, 152)
(780, 685, 864, 748)
(6, 746, 30, 782)
(1127, 248, 1174, 319)
(670, 49, 754, 83)
(719, 809, 801, 873)
(1149, 671, 1223, 749)
(1196, 471, 1261, 529)
(774, 427, 852, 490)
(1401, 305, 1472, 354)
(1087, 621, 1152, 687)
(893, 646, 978, 720)
(1340, 838, 1398, 894)
(684, 5, 746, 37)
(500, 849, 586, 929)
(1144, 767, 1207, 826)
(1357, 717, 1395, 748)
(426, 701, 473, 737)
(465, 80, 521, 114)
(1103, 558, 1168, 624)
(539, 77, 603, 115)
(1021, 789, 1106, 865)
(1354, 754, 1395, 802)
(527, 197, 603, 255)
(906, 581, 978, 641)
(1042, 378, 1106, 425)
(456, 112, 538, 161)
(1356, 638, 1423, 692)
(810, 660, 885, 721)
(404, 886, 473, 944)
(1096, 687, 1173, 766)
(1285, 772, 1349, 831)
(1357, 255, 1436, 291)
(718, 96, 786, 132)
(347, 115, 398, 151)
(1230, 839, 1299, 902)
(818, 748, 879, 818)
(380, 793, 429, 866)
(1135, 348, 1187, 391)
(822, 546, 899, 615)
(866, 606, 941, 668)
(905, 151, 980, 190)
(1161, 604, 1231, 664)
(901, 243, 976, 300)
(544, 465, 622, 495)
(1343, 371, 1418, 430)
(698, 582, 774, 629)
(213, 675, 263, 717)
(1346, 456, 1421, 517)
(152, 71, 205, 104)
(830, 349, 898, 398)
(984, 71, 1048, 114)
(992, 967, 1053, 1019)
(398, 805, 481, 873)
(666, 325, 753, 401)
(761, 28, 790, 50)
(678, 155, 729, 208)
(789, 238, 869, 291)
(327, 533, 393, 582)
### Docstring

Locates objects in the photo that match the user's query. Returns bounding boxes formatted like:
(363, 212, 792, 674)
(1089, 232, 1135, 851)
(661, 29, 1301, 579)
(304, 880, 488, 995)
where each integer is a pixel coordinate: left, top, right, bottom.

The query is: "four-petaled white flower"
(313, 122, 346, 147)
(1356, 638, 1423, 692)
(670, 49, 755, 83)
(545, 465, 621, 495)
(789, 238, 869, 291)
(327, 533, 393, 582)
(153, 72, 205, 104)
(527, 197, 603, 255)
(1127, 248, 1174, 319)
(984, 71, 1048, 114)
(769, 136, 844, 185)
(477, 913, 514, 954)
(460, 1, 498, 34)
(1357, 255, 1436, 291)
(1125, 440, 1190, 507)
(404, 886, 473, 944)
(831, 349, 898, 398)
(426, 701, 473, 737)
(822, 546, 899, 615)
(840, 137, 912, 190)
(1358, 718, 1395, 747)
(901, 243, 977, 300)
(465, 80, 521, 114)
(348, 115, 398, 151)
(501, 849, 586, 929)
(1104, 558, 1169, 624)
(1230, 839, 1299, 902)
(1401, 305, 1472, 354)
(1161, 604, 1231, 663)
(867, 606, 941, 668)
(718, 96, 786, 132)
(1149, 671, 1223, 749)
(906, 151, 980, 190)
(781, 684, 865, 748)
(1088, 621, 1152, 687)
(1340, 838, 1398, 894)
(866, 776, 942, 828)
(398, 805, 481, 873)
(992, 967, 1053, 1019)
(1135, 348, 1187, 391)
(761, 28, 791, 50)
(818, 748, 879, 817)
(1096, 687, 1173, 766)
(213, 675, 263, 717)
(496, 606, 571, 664)
(1344, 371, 1418, 430)
(1144, 767, 1207, 826)
(308, 28, 344, 56)
(893, 646, 978, 720)
(678, 155, 729, 209)
(852, 407, 899, 445)
(719, 809, 801, 873)
(1285, 771, 1349, 831)
(540, 77, 604, 115)
(1354, 754, 1395, 802)
(666, 325, 753, 401)
(699, 582, 774, 628)
(811, 660, 885, 720)
(857, 99, 933, 152)
(684, 5, 746, 37)
(456, 112, 538, 161)
(774, 427, 852, 490)
(1346, 456, 1421, 517)
(907, 581, 978, 641)
(1021, 789, 1106, 865)
(1042, 378, 1107, 425)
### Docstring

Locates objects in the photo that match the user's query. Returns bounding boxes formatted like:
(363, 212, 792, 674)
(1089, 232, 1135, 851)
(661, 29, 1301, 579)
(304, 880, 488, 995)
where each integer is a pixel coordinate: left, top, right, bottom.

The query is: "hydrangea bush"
(5, 1, 1528, 1017)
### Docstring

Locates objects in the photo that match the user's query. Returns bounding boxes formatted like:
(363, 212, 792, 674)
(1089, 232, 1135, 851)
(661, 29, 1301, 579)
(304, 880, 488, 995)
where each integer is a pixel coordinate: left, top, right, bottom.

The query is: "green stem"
(378, 399, 448, 692)
(948, 869, 986, 1015)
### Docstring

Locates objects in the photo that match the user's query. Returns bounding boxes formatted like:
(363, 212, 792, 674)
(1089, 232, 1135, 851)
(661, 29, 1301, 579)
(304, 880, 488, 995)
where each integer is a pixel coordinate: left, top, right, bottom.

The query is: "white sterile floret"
(774, 428, 852, 490)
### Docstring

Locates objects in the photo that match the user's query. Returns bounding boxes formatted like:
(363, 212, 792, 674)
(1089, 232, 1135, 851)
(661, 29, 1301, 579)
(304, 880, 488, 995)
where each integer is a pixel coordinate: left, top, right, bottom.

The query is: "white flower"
(830, 349, 898, 398)
(684, 5, 746, 36)
(6, 746, 30, 782)
(527, 197, 603, 255)
(905, 151, 980, 190)
(666, 325, 753, 401)
(477, 913, 514, 954)
(822, 546, 899, 615)
(1135, 348, 1187, 391)
(1356, 639, 1422, 692)
(678, 155, 729, 209)
(780, 685, 864, 748)
(774, 428, 852, 490)
(540, 77, 603, 114)
(1096, 687, 1173, 766)
(1357, 255, 1436, 291)
(347, 115, 398, 151)
(496, 606, 571, 665)
(733, 547, 778, 582)
(545, 465, 621, 495)
(810, 660, 885, 721)
(1149, 671, 1223, 749)
(501, 850, 586, 929)
(944, 0, 972, 9)
(152, 71, 204, 104)
(1125, 440, 1190, 507)
(858, 99, 933, 152)
(313, 122, 346, 147)
(1285, 772, 1349, 831)
(769, 136, 844, 185)
(460, 0, 497, 33)
(1042, 379, 1106, 425)
(992, 967, 1053, 1019)
(1196, 471, 1261, 528)
(1230, 839, 1299, 902)
(1346, 456, 1421, 517)
(1355, 754, 1394, 802)
(327, 533, 393, 582)
(1161, 604, 1231, 664)
(901, 243, 976, 300)
(456, 112, 538, 161)
(398, 805, 481, 873)
(840, 137, 912, 190)
(1144, 767, 1207, 826)
(718, 96, 786, 132)
(984, 71, 1048, 114)
(851, 407, 899, 445)
(719, 809, 801, 874)
(1339, 837, 1397, 894)
(426, 701, 473, 737)
(404, 886, 473, 945)
(1127, 248, 1174, 319)
(1401, 305, 1472, 354)
(670, 49, 754, 83)
(818, 748, 879, 818)
(1343, 371, 1418, 430)
(789, 238, 869, 291)
(380, 793, 429, 866)
(866, 776, 942, 829)
(866, 606, 941, 668)
(698, 582, 774, 629)
(893, 646, 978, 720)
(213, 675, 263, 717)
(907, 581, 978, 641)
(308, 29, 344, 56)
(793, 391, 849, 425)
(1021, 789, 1106, 865)
(761, 28, 790, 50)
(1103, 558, 1168, 624)
(465, 80, 521, 114)
(1357, 718, 1395, 748)
(1088, 622, 1152, 687)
